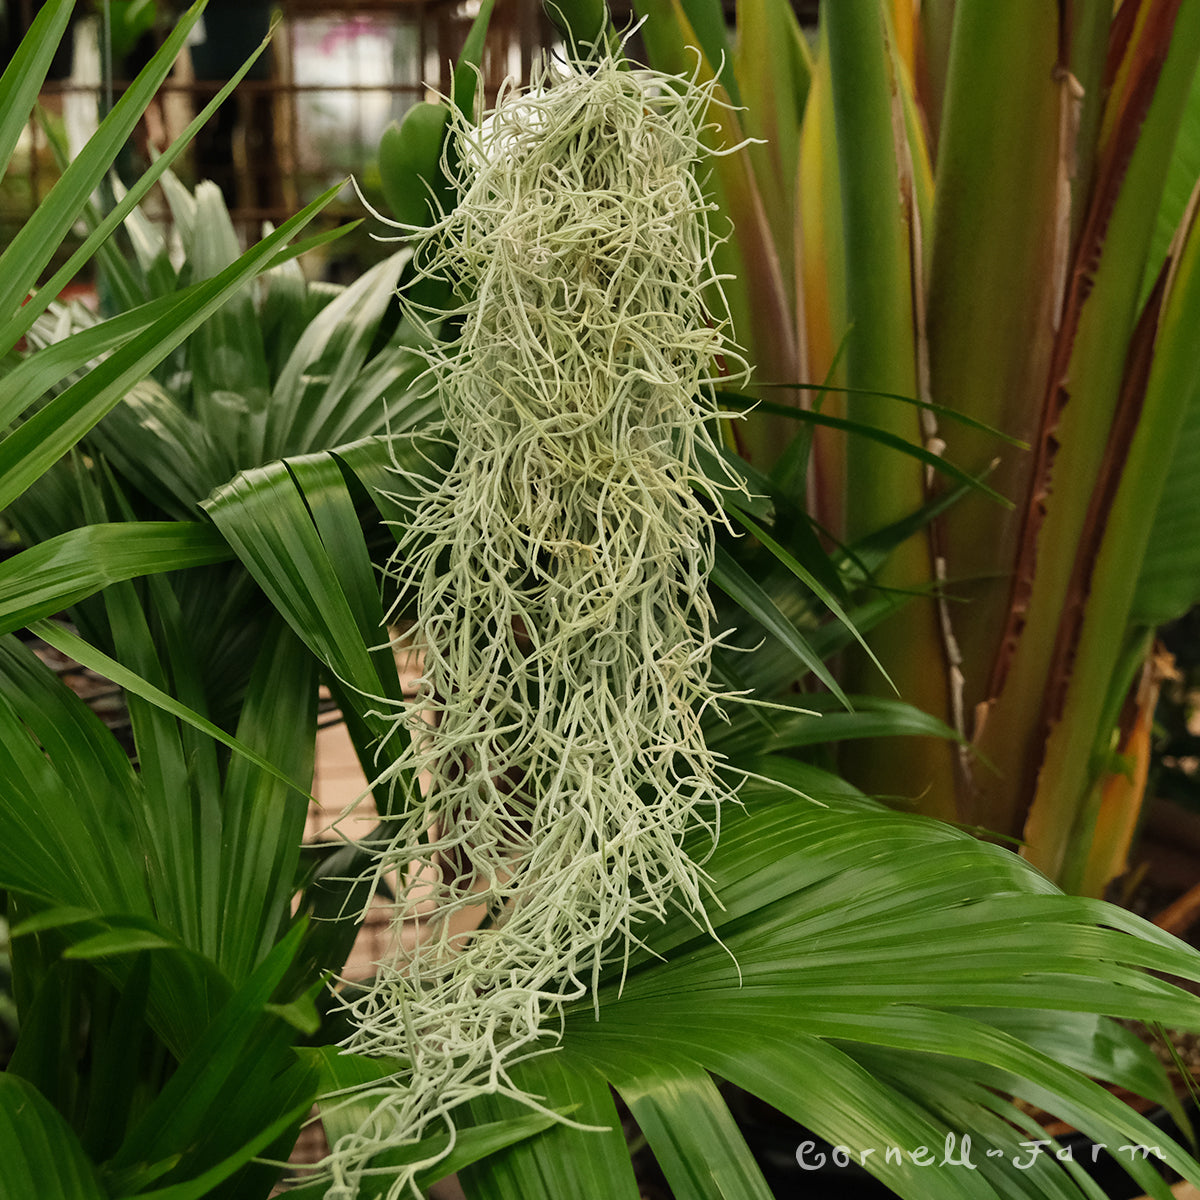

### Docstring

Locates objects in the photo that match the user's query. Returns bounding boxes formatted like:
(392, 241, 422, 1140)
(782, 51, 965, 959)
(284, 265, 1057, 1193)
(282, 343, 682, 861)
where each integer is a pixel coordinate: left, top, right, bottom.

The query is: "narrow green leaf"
(0, 1074, 108, 1200)
(330, 433, 453, 530)
(1134, 187, 1200, 625)
(86, 383, 225, 518)
(81, 953, 153, 1160)
(0, 636, 150, 911)
(849, 1041, 1132, 1200)
(203, 455, 404, 728)
(109, 924, 307, 1173)
(185, 182, 272, 470)
(724, 395, 1013, 503)
(12, 19, 274, 348)
(305, 1045, 406, 1093)
(0, 183, 341, 512)
(725, 384, 1028, 444)
(730, 0, 811, 320)
(414, 1113, 570, 1193)
(0, 1, 208, 336)
(4, 290, 199, 429)
(321, 341, 433, 447)
(64, 927, 179, 960)
(960, 1008, 1182, 1121)
(824, 1, 922, 542)
(1145, 43, 1200, 298)
(707, 694, 959, 759)
(125, 1092, 315, 1200)
(0, 674, 134, 907)
(267, 251, 411, 454)
(712, 544, 848, 703)
(4, 956, 84, 1112)
(88, 528, 219, 952)
(574, 1022, 974, 1200)
(0, 0, 75, 179)
(726, 507, 890, 683)
(27, 619, 312, 803)
(599, 1050, 775, 1200)
(460, 1054, 640, 1200)
(217, 617, 317, 981)
(0, 522, 233, 636)
(287, 454, 396, 678)
(737, 754, 878, 808)
(10, 906, 101, 937)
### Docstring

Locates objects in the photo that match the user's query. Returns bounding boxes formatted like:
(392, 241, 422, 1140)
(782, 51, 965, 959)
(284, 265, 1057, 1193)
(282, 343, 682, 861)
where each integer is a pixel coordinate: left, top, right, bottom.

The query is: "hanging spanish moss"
(325, 41, 748, 1199)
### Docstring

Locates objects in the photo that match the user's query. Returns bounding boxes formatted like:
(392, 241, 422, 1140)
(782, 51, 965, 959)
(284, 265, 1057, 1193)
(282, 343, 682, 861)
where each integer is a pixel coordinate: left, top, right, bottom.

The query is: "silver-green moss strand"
(325, 45, 747, 1199)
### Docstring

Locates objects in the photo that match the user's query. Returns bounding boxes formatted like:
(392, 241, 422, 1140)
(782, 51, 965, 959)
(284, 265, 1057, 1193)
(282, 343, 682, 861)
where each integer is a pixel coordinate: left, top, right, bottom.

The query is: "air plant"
(323, 41, 752, 1199)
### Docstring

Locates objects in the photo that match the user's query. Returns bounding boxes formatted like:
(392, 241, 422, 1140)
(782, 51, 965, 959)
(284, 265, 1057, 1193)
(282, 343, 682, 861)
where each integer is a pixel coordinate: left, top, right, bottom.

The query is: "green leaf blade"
(0, 522, 233, 636)
(0, 1074, 108, 1200)
(0, 183, 341, 512)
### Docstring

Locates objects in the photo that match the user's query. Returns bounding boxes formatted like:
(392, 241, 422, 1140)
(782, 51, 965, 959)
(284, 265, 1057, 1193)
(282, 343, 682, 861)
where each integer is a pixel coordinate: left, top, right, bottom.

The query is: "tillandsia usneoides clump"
(324, 43, 750, 1199)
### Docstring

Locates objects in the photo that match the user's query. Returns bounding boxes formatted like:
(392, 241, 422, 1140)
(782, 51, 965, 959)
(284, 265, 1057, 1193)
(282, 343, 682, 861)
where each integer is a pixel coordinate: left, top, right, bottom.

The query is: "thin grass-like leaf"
(16, 20, 273, 346)
(722, 384, 1029, 445)
(707, 693, 959, 759)
(460, 1054, 640, 1200)
(736, 400, 1013, 504)
(0, 1074, 108, 1200)
(0, 1, 208, 342)
(0, 522, 232, 635)
(0, 184, 341, 512)
(712, 545, 848, 703)
(0, 0, 74, 178)
(28, 618, 312, 802)
(726, 507, 891, 684)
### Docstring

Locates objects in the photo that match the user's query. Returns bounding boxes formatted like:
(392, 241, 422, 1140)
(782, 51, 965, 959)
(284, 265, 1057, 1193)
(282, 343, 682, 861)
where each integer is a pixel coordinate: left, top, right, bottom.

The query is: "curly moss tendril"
(323, 44, 749, 1199)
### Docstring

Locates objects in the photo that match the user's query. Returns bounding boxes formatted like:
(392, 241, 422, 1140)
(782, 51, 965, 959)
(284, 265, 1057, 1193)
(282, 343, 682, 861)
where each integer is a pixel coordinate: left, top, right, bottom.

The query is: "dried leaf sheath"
(325, 48, 747, 1198)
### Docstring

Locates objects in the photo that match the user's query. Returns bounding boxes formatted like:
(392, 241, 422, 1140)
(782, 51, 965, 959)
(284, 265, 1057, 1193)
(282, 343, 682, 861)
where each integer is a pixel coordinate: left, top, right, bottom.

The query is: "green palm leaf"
(0, 184, 341, 512)
(587, 1051, 776, 1200)
(460, 1055, 642, 1200)
(0, 522, 232, 634)
(0, 1, 210, 346)
(468, 792, 1200, 1200)
(0, 0, 75, 176)
(0, 1074, 108, 1200)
